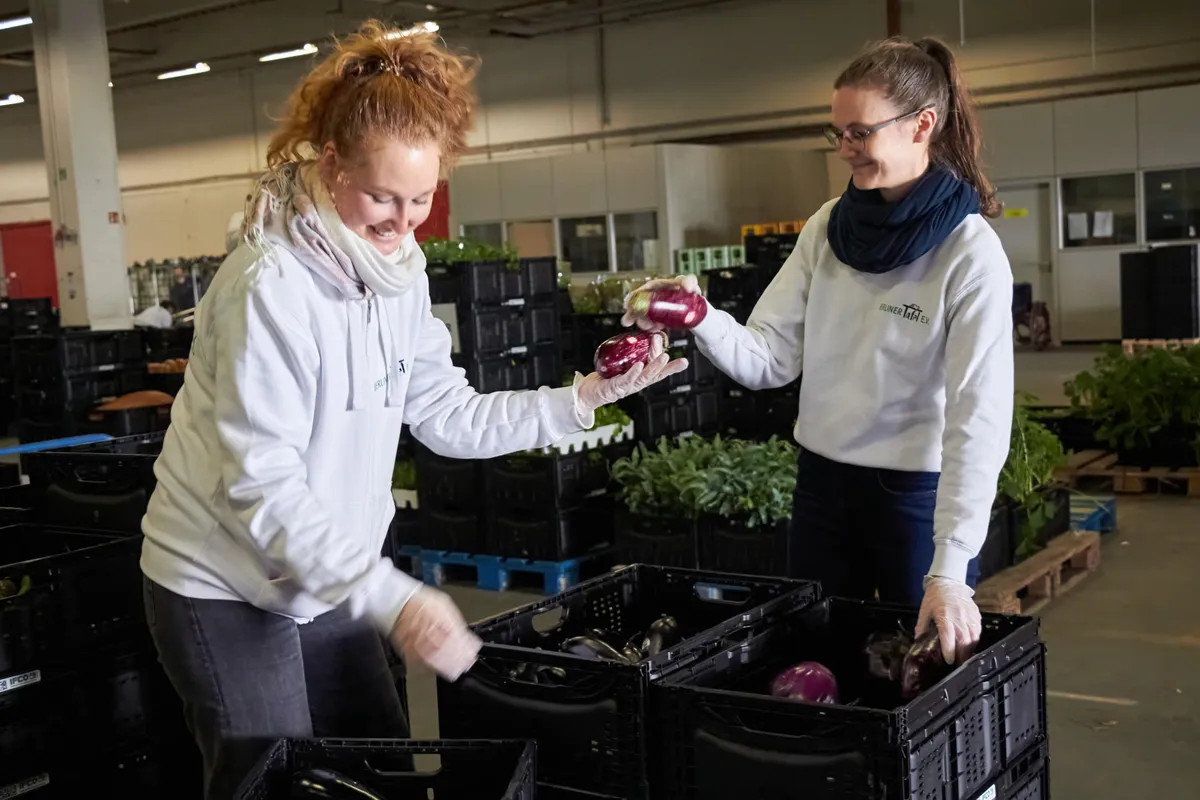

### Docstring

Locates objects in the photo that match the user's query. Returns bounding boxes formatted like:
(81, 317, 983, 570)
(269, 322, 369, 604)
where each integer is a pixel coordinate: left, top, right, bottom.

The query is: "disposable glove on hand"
(916, 577, 982, 665)
(389, 586, 481, 682)
(575, 333, 689, 417)
(621, 275, 703, 331)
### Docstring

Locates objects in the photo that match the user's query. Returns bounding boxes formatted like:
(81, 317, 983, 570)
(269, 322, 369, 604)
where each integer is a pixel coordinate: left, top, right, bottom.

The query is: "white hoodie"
(693, 198, 1014, 585)
(140, 224, 585, 636)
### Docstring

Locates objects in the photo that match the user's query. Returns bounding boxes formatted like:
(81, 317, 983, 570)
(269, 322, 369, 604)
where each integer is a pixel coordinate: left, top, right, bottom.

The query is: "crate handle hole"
(530, 606, 566, 634)
(693, 582, 752, 605)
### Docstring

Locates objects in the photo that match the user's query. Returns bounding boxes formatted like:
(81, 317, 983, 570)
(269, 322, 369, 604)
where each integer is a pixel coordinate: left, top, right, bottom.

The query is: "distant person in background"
(133, 299, 175, 329)
(624, 36, 1013, 666)
(169, 267, 195, 313)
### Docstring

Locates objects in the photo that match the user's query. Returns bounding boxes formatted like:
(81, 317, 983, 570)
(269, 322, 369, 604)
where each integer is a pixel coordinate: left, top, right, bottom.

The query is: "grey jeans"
(143, 577, 409, 800)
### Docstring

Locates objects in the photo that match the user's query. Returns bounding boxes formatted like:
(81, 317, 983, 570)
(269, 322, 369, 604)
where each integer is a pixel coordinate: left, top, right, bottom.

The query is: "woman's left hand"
(916, 577, 982, 664)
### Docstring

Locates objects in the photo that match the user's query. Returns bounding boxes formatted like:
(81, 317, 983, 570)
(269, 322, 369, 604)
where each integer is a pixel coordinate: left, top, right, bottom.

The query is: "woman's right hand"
(621, 274, 702, 331)
(390, 586, 481, 681)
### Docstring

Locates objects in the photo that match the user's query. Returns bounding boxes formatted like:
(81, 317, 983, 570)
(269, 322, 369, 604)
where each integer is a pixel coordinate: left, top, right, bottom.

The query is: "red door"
(415, 182, 450, 243)
(0, 220, 59, 306)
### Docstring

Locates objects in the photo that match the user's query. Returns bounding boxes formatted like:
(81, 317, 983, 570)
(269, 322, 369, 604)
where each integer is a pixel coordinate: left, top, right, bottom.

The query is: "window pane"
(1144, 168, 1200, 242)
(461, 222, 503, 246)
(613, 211, 660, 272)
(559, 216, 610, 273)
(1061, 174, 1137, 248)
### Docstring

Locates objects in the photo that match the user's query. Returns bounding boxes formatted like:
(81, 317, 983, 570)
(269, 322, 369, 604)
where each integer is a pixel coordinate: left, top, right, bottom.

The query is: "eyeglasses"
(823, 106, 932, 148)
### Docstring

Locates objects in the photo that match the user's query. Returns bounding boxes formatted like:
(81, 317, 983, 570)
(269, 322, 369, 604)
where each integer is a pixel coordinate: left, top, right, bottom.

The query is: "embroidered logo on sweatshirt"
(880, 302, 930, 325)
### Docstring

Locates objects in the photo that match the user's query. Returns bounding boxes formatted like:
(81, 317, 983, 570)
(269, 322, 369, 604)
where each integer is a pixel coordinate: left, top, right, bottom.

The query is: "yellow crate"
(740, 224, 758, 239)
(778, 220, 804, 234)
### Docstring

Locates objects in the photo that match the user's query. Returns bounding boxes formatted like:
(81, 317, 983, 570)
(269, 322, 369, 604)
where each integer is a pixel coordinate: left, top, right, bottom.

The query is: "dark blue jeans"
(787, 448, 980, 606)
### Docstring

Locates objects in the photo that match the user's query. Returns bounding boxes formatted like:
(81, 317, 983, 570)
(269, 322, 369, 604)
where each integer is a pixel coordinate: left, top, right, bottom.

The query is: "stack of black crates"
(417, 256, 576, 558)
(0, 297, 58, 433)
(1, 433, 198, 796)
(11, 327, 146, 443)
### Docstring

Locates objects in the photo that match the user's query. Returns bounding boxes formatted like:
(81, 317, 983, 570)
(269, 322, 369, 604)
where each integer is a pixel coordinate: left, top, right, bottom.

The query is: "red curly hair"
(266, 20, 479, 173)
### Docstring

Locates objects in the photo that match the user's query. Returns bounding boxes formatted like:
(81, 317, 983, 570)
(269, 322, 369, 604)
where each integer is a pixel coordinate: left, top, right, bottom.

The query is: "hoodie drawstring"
(376, 298, 402, 408)
(346, 299, 370, 411)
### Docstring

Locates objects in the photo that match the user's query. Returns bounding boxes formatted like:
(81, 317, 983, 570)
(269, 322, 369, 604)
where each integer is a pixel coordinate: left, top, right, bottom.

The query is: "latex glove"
(916, 577, 982, 665)
(389, 586, 481, 681)
(620, 274, 703, 331)
(574, 335, 689, 416)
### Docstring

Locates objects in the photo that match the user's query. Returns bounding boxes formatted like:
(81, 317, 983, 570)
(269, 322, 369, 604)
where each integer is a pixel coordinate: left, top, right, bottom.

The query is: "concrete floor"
(406, 494, 1200, 798)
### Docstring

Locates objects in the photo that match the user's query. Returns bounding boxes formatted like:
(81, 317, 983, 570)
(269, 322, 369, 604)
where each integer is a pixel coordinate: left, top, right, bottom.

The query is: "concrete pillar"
(30, 0, 130, 330)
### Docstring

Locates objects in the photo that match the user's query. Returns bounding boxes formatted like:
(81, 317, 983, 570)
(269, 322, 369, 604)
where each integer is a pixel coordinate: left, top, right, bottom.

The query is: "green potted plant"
(998, 396, 1068, 563)
(693, 436, 796, 575)
(610, 435, 726, 568)
(390, 457, 421, 549)
(1065, 345, 1200, 468)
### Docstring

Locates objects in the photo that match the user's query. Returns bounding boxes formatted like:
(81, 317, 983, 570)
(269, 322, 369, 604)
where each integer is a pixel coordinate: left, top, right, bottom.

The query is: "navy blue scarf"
(827, 166, 980, 274)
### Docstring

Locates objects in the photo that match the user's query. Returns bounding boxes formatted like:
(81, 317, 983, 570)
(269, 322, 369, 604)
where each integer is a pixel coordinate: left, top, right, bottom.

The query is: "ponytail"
(836, 36, 1001, 219)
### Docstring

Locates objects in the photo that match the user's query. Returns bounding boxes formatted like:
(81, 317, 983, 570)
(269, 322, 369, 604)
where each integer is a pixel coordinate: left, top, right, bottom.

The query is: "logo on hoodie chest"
(879, 302, 931, 326)
(374, 359, 408, 392)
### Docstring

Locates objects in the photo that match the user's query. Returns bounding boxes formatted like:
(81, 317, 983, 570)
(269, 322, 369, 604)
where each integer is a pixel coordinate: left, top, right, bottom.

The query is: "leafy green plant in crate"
(392, 459, 417, 491)
(1064, 345, 1200, 463)
(420, 236, 520, 271)
(999, 394, 1067, 561)
(686, 436, 797, 529)
(611, 435, 724, 519)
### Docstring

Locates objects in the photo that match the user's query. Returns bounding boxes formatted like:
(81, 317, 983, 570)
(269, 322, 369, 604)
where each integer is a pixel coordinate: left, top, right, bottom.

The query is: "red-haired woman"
(138, 22, 684, 798)
(625, 38, 1013, 667)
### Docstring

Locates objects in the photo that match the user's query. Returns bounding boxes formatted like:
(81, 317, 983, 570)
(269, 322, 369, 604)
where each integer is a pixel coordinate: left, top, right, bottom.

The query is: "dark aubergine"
(627, 287, 708, 329)
(593, 330, 667, 379)
(561, 635, 630, 663)
(641, 615, 681, 656)
(900, 628, 953, 699)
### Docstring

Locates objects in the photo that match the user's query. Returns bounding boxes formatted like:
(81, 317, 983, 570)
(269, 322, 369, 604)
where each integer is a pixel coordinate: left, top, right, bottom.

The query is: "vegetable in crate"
(291, 767, 387, 799)
(626, 286, 708, 329)
(561, 634, 630, 664)
(865, 629, 913, 683)
(769, 662, 839, 704)
(900, 627, 954, 699)
(594, 330, 668, 378)
(639, 615, 681, 657)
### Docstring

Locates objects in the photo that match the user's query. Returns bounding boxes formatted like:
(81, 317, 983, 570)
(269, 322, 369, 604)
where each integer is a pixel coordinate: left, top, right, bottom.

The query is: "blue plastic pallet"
(1070, 493, 1117, 534)
(419, 550, 590, 594)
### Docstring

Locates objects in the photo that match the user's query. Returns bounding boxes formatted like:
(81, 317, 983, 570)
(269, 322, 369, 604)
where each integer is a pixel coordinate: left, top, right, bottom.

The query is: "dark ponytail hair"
(835, 36, 1000, 218)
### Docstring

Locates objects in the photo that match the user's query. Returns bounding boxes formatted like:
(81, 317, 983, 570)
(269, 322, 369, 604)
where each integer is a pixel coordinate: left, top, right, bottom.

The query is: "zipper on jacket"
(367, 296, 373, 324)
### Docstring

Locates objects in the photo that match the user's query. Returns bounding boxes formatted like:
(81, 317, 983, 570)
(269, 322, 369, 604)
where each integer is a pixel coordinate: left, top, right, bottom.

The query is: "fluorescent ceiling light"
(157, 62, 210, 80)
(0, 15, 32, 31)
(259, 43, 318, 62)
(386, 21, 439, 38)
(0, 94, 25, 107)
(108, 81, 113, 87)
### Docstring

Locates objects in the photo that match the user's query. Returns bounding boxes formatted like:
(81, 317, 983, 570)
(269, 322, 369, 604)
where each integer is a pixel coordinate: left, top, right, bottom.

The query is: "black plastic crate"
(521, 257, 559, 299)
(428, 259, 524, 306)
(419, 506, 485, 553)
(21, 432, 164, 533)
(743, 233, 798, 268)
(0, 525, 145, 676)
(487, 495, 615, 561)
(460, 346, 560, 393)
(696, 516, 787, 576)
(463, 303, 560, 358)
(485, 445, 611, 513)
(615, 509, 698, 569)
(634, 389, 720, 443)
(0, 649, 162, 782)
(13, 329, 145, 383)
(978, 502, 1015, 583)
(0, 299, 57, 342)
(15, 417, 74, 445)
(437, 564, 819, 799)
(17, 367, 146, 420)
(234, 738, 537, 800)
(657, 596, 1046, 800)
(703, 266, 764, 307)
(571, 313, 625, 363)
(143, 325, 195, 362)
(415, 446, 482, 510)
(385, 502, 422, 555)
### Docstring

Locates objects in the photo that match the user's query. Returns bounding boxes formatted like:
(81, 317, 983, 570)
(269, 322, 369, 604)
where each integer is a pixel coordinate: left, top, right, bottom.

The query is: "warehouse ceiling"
(0, 0, 746, 84)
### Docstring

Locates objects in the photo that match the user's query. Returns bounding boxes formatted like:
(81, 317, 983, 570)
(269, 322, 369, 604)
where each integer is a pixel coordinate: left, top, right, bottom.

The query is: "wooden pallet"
(1055, 450, 1200, 496)
(1121, 338, 1200, 355)
(975, 530, 1101, 615)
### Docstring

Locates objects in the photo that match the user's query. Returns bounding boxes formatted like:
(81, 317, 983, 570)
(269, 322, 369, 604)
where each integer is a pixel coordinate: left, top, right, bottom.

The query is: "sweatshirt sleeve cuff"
(928, 542, 973, 586)
(364, 564, 423, 636)
(691, 301, 731, 345)
(545, 384, 590, 438)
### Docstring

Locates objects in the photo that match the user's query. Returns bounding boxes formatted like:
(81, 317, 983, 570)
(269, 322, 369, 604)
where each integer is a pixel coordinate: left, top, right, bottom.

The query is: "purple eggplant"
(640, 615, 681, 656)
(627, 287, 709, 329)
(865, 630, 913, 683)
(291, 768, 386, 799)
(769, 661, 840, 705)
(593, 330, 667, 378)
(561, 635, 630, 663)
(900, 628, 952, 700)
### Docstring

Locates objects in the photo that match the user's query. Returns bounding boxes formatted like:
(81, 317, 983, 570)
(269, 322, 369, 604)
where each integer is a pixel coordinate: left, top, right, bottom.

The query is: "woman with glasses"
(623, 37, 1013, 665)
